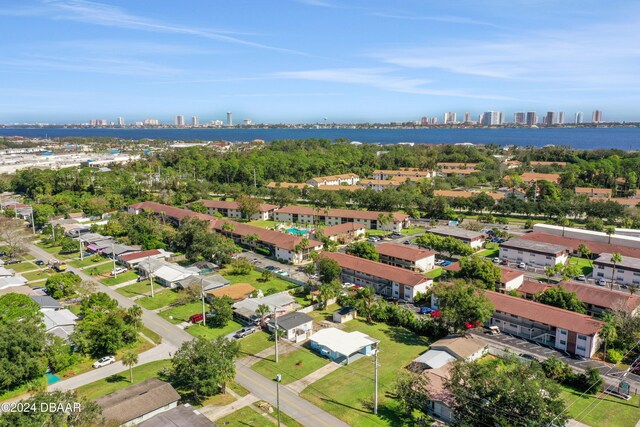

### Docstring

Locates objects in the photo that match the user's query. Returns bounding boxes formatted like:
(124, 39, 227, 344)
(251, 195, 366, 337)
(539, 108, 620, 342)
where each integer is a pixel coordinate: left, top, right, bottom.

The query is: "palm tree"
(610, 252, 622, 290)
(605, 226, 616, 244)
(600, 312, 617, 360)
(628, 285, 639, 296)
(126, 305, 143, 330)
(545, 265, 557, 284)
(255, 304, 271, 328)
(557, 217, 571, 237)
(122, 351, 139, 383)
(355, 286, 376, 323)
(245, 233, 259, 251)
(578, 244, 592, 267)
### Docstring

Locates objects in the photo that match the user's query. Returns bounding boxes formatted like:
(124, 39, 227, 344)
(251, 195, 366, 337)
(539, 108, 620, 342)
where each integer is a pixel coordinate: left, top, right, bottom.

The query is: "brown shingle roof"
(276, 206, 409, 222)
(486, 291, 604, 335)
(212, 219, 322, 251)
(119, 249, 162, 262)
(377, 243, 435, 262)
(517, 280, 550, 296)
(437, 162, 478, 168)
(434, 190, 504, 200)
(501, 268, 524, 284)
(316, 185, 364, 192)
(575, 187, 612, 196)
(519, 232, 640, 258)
(266, 182, 309, 189)
(519, 172, 561, 184)
(321, 252, 430, 287)
(320, 222, 365, 237)
(558, 281, 640, 312)
(441, 169, 478, 175)
(530, 161, 567, 166)
(95, 379, 180, 425)
(308, 173, 359, 182)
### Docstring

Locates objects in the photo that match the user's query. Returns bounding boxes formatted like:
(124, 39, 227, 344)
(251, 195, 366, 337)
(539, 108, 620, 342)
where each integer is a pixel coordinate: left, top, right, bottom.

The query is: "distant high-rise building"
(463, 112, 472, 123)
(420, 116, 428, 126)
(514, 112, 526, 125)
(444, 112, 457, 124)
(430, 117, 438, 124)
(243, 119, 253, 125)
(227, 112, 233, 126)
(117, 117, 125, 126)
(212, 119, 224, 126)
(526, 112, 538, 126)
(175, 115, 185, 126)
(575, 112, 584, 124)
(191, 116, 199, 126)
(544, 112, 556, 126)
(143, 119, 160, 126)
(558, 112, 565, 125)
(592, 110, 603, 123)
(481, 111, 502, 126)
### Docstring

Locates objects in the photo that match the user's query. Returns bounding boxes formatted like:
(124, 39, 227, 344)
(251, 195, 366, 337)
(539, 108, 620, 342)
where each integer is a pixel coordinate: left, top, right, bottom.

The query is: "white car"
(276, 270, 289, 277)
(111, 267, 127, 276)
(596, 279, 607, 286)
(92, 355, 116, 368)
(518, 262, 526, 269)
(493, 257, 500, 264)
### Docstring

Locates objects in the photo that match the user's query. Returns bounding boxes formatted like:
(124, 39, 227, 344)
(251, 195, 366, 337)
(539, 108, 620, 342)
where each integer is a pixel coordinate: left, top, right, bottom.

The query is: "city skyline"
(1, 1, 639, 123)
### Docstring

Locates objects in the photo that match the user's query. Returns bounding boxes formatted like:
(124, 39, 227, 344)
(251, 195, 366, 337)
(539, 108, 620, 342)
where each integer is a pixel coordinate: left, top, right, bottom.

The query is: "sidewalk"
(200, 393, 259, 421)
(288, 361, 342, 393)
(237, 340, 300, 368)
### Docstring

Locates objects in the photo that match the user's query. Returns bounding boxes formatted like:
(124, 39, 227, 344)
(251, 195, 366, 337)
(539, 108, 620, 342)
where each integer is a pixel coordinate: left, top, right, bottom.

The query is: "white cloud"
(43, 0, 307, 55)
(370, 12, 503, 28)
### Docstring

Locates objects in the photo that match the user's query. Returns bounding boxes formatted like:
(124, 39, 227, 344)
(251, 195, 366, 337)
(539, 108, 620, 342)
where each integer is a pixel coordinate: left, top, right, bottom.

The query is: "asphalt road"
(30, 243, 345, 427)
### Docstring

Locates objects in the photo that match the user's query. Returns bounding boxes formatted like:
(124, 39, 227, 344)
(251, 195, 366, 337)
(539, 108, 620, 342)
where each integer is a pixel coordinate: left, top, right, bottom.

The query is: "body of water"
(0, 127, 639, 150)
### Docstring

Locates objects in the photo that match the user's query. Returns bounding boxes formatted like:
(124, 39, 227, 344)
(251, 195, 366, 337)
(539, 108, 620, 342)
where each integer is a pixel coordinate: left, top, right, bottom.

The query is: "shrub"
(606, 348, 624, 364)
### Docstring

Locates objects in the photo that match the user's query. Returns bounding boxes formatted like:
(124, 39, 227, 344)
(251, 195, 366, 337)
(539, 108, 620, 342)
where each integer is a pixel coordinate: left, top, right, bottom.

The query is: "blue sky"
(1, 0, 639, 123)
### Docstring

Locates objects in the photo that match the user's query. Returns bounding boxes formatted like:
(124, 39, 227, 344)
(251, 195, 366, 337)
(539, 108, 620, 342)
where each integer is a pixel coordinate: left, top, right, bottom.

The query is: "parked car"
(518, 262, 526, 269)
(391, 232, 402, 237)
(571, 354, 586, 361)
(501, 259, 509, 265)
(276, 270, 289, 277)
(189, 313, 204, 323)
(92, 355, 116, 368)
(403, 240, 411, 245)
(234, 326, 257, 339)
(419, 307, 434, 315)
(493, 257, 500, 264)
(576, 275, 587, 281)
(519, 353, 539, 362)
(35, 260, 45, 266)
(596, 279, 607, 286)
(435, 260, 444, 266)
(4, 259, 20, 265)
(111, 267, 127, 276)
(265, 265, 278, 271)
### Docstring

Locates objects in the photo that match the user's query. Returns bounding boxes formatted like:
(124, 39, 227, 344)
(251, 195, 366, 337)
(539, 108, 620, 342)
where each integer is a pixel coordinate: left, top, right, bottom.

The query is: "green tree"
(255, 304, 271, 328)
(188, 201, 207, 213)
(170, 337, 240, 402)
(432, 282, 494, 334)
(208, 296, 233, 327)
(610, 252, 622, 290)
(174, 218, 237, 264)
(44, 272, 82, 299)
(446, 357, 568, 427)
(59, 236, 79, 254)
(0, 321, 47, 393)
(124, 305, 143, 330)
(544, 264, 559, 284)
(345, 241, 379, 261)
(605, 225, 616, 244)
(0, 391, 104, 427)
(0, 293, 42, 325)
(229, 258, 253, 275)
(560, 263, 582, 281)
(316, 256, 342, 284)
(122, 350, 139, 383)
(236, 195, 261, 220)
(260, 269, 273, 282)
(0, 216, 28, 256)
(354, 285, 376, 323)
(540, 356, 573, 383)
(536, 286, 586, 313)
(459, 255, 501, 290)
(45, 335, 77, 373)
(394, 371, 431, 417)
(578, 243, 592, 266)
(600, 312, 617, 357)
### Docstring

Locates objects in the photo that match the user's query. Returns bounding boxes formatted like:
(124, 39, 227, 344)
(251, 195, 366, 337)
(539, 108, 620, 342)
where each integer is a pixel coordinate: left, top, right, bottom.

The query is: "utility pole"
(51, 218, 55, 242)
(79, 232, 84, 261)
(374, 344, 379, 415)
(253, 169, 257, 188)
(275, 374, 282, 427)
(201, 277, 206, 327)
(147, 256, 155, 297)
(111, 242, 117, 277)
(29, 210, 35, 235)
(274, 307, 279, 363)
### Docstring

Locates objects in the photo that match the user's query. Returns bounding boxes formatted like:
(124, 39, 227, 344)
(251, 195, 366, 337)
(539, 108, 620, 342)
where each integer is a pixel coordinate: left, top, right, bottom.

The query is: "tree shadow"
(382, 325, 430, 347)
(105, 374, 126, 383)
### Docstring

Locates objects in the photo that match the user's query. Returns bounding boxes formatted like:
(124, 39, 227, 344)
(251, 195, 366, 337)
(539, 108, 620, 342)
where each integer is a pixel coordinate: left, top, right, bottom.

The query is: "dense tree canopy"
(345, 241, 379, 261)
(536, 286, 586, 313)
(432, 282, 494, 334)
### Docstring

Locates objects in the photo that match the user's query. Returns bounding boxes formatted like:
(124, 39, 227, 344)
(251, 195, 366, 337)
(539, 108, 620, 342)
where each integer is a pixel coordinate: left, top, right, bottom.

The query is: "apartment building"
(593, 253, 640, 286)
(499, 238, 570, 267)
(377, 243, 435, 272)
(574, 187, 612, 199)
(306, 173, 360, 187)
(190, 199, 278, 221)
(322, 252, 432, 302)
(371, 169, 435, 181)
(273, 206, 410, 232)
(425, 226, 485, 250)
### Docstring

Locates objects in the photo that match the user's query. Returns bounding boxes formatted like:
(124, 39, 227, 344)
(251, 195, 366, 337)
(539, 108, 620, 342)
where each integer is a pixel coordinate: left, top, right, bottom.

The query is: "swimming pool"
(45, 372, 61, 384)
(286, 227, 308, 236)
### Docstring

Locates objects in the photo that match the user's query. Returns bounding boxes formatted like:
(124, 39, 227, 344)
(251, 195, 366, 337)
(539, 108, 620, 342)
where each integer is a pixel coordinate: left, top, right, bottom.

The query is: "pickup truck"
(52, 262, 67, 272)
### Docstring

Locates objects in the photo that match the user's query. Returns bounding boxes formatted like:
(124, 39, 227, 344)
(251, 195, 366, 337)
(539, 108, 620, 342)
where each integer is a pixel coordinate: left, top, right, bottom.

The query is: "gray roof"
(594, 253, 640, 271)
(101, 243, 136, 256)
(270, 311, 313, 330)
(30, 295, 62, 309)
(95, 378, 181, 425)
(427, 226, 484, 241)
(138, 405, 217, 427)
(500, 238, 570, 255)
(177, 274, 230, 291)
(335, 306, 356, 315)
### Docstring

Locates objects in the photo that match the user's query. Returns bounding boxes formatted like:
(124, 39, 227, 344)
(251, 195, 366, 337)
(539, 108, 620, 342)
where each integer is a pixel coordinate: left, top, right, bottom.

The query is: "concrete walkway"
(237, 340, 300, 368)
(288, 361, 342, 393)
(111, 278, 139, 289)
(200, 393, 260, 421)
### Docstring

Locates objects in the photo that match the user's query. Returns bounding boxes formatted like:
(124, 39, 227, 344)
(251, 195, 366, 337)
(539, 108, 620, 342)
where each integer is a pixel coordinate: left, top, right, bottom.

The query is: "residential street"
(30, 242, 347, 427)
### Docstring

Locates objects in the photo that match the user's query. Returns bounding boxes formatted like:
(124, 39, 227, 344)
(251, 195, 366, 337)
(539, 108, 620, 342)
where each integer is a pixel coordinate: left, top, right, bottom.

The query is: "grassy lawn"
(0, 377, 46, 402)
(185, 320, 243, 340)
(7, 261, 38, 273)
(99, 270, 138, 286)
(220, 268, 298, 293)
(568, 256, 594, 276)
(69, 256, 107, 269)
(75, 360, 172, 401)
(218, 406, 274, 427)
(85, 262, 117, 277)
(247, 220, 281, 229)
(401, 227, 425, 236)
(137, 289, 185, 310)
(36, 242, 80, 260)
(158, 300, 203, 324)
(300, 317, 430, 427)
(252, 347, 330, 385)
(22, 270, 51, 281)
(560, 385, 640, 427)
(425, 267, 444, 279)
(116, 280, 153, 298)
(139, 325, 162, 345)
(239, 331, 273, 356)
(365, 230, 388, 237)
(200, 391, 236, 407)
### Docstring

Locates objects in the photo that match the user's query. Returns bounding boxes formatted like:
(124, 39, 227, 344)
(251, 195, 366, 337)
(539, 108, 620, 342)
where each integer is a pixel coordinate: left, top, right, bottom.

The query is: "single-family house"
(95, 378, 181, 427)
(100, 243, 137, 257)
(137, 258, 196, 289)
(499, 238, 570, 267)
(321, 252, 432, 302)
(43, 308, 78, 342)
(117, 249, 171, 269)
(138, 404, 217, 427)
(269, 311, 314, 343)
(500, 268, 525, 291)
(232, 292, 297, 324)
(0, 267, 16, 277)
(333, 306, 357, 323)
(309, 327, 379, 365)
(377, 243, 436, 272)
(0, 275, 28, 290)
(177, 274, 230, 293)
(30, 295, 63, 311)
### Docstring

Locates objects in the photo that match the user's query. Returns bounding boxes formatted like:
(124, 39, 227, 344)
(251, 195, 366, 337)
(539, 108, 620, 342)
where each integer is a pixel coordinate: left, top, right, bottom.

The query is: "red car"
(430, 310, 442, 318)
(189, 313, 204, 323)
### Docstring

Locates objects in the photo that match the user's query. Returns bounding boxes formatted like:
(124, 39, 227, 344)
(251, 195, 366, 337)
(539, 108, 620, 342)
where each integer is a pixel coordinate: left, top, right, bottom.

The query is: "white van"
(488, 326, 501, 335)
